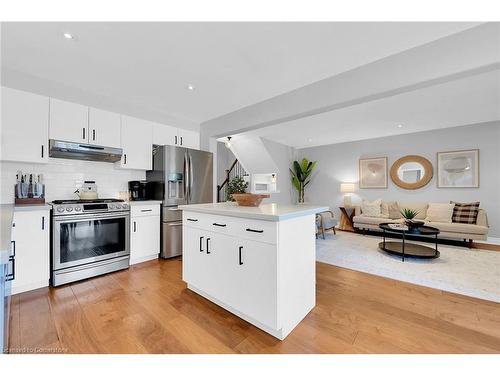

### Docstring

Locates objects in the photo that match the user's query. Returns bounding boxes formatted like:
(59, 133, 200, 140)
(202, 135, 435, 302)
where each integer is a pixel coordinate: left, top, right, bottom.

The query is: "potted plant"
(226, 176, 248, 202)
(290, 158, 317, 203)
(400, 208, 424, 230)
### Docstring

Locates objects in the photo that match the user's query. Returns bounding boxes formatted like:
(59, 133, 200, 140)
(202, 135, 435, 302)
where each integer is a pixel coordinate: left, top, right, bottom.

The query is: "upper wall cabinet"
(1, 87, 49, 164)
(152, 122, 200, 150)
(119, 116, 153, 170)
(49, 98, 89, 143)
(88, 107, 121, 148)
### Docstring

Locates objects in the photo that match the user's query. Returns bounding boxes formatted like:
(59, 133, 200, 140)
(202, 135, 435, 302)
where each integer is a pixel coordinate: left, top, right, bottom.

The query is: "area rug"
(316, 231, 500, 303)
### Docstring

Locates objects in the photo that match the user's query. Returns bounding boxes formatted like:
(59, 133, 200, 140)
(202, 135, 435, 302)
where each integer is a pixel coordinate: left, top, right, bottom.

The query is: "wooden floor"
(8, 258, 500, 354)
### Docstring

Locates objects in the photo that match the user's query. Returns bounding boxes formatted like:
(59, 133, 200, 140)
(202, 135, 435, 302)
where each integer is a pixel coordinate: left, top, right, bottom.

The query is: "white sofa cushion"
(398, 202, 428, 220)
(425, 203, 455, 223)
(382, 201, 400, 219)
(361, 199, 382, 217)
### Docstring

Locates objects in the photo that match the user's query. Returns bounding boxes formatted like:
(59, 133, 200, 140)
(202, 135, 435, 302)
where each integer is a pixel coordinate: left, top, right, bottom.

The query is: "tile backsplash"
(0, 158, 145, 203)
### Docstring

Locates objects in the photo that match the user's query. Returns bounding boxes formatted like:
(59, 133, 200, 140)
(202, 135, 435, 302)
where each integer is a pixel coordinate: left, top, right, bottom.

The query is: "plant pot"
(405, 219, 425, 230)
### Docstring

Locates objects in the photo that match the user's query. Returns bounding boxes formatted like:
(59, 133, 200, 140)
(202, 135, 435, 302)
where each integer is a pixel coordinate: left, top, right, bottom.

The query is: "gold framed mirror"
(390, 155, 433, 190)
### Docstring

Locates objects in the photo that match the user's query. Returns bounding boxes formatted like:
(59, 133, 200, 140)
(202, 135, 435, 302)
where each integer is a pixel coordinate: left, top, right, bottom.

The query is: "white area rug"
(316, 231, 500, 303)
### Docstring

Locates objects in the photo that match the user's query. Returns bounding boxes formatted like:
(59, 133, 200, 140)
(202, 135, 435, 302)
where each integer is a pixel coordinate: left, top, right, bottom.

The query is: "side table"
(338, 206, 356, 232)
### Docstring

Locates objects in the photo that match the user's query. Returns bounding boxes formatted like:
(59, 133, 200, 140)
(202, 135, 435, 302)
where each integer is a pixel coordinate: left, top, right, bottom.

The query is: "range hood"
(49, 139, 123, 163)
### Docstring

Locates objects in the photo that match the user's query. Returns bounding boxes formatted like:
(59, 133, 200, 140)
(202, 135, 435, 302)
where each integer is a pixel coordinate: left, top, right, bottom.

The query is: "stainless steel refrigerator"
(146, 145, 213, 258)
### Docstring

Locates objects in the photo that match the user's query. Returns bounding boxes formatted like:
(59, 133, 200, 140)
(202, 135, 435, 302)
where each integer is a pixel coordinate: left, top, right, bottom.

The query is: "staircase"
(217, 159, 247, 202)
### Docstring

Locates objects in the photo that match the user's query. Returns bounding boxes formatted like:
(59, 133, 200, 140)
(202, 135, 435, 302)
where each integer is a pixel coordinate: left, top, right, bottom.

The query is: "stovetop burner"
(52, 198, 124, 204)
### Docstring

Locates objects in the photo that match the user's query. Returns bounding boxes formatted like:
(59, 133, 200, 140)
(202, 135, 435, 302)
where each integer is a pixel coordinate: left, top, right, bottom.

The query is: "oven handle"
(54, 212, 130, 222)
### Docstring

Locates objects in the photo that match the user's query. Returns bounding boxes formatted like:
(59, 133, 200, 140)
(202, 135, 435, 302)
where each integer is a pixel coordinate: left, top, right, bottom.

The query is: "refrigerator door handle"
(189, 153, 194, 201)
(183, 152, 189, 202)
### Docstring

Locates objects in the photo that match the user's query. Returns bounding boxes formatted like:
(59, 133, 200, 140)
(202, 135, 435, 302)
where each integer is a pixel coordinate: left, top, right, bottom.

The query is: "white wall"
(298, 122, 500, 237)
(0, 159, 145, 203)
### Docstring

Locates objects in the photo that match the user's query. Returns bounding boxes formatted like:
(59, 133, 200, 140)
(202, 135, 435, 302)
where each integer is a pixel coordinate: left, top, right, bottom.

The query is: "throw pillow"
(361, 199, 382, 217)
(450, 201, 480, 224)
(425, 203, 455, 223)
(382, 201, 400, 219)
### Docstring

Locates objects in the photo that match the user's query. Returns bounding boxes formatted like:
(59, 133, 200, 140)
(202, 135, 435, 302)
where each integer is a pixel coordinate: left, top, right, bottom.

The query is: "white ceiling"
(1, 22, 480, 127)
(245, 69, 500, 148)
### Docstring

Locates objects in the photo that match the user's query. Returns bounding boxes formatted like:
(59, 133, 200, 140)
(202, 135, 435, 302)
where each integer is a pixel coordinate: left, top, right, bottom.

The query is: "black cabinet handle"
(175, 135, 178, 144)
(180, 136, 183, 145)
(206, 238, 211, 254)
(83, 127, 86, 140)
(6, 240, 15, 281)
(41, 145, 44, 158)
(124, 154, 127, 164)
(140, 209, 152, 212)
(199, 236, 204, 252)
(246, 228, 264, 233)
(92, 129, 96, 141)
(187, 218, 198, 222)
(42, 216, 45, 230)
(239, 246, 243, 265)
(213, 223, 227, 227)
(133, 221, 136, 232)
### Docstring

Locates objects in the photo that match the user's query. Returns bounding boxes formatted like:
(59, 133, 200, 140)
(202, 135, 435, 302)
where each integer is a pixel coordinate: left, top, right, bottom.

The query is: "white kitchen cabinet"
(152, 122, 199, 150)
(1, 87, 49, 164)
(152, 123, 178, 146)
(177, 128, 199, 149)
(119, 116, 153, 170)
(182, 205, 321, 340)
(11, 208, 50, 295)
(49, 98, 89, 143)
(130, 203, 160, 264)
(88, 107, 121, 148)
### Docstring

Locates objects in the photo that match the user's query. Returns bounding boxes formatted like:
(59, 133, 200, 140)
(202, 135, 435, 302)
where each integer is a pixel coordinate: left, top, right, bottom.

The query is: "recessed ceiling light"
(397, 124, 403, 128)
(186, 85, 195, 91)
(308, 138, 313, 142)
(63, 33, 74, 40)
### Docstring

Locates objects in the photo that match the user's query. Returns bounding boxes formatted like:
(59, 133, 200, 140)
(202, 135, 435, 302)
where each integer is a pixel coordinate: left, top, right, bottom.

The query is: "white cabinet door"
(130, 215, 160, 264)
(152, 123, 178, 146)
(119, 116, 153, 170)
(182, 226, 207, 288)
(88, 107, 121, 148)
(1, 87, 49, 163)
(231, 239, 277, 329)
(178, 129, 200, 150)
(11, 210, 50, 295)
(49, 98, 89, 143)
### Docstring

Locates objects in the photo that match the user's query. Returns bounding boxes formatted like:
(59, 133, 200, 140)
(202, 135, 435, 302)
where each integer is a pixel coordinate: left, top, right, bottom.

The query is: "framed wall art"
(437, 149, 479, 188)
(359, 157, 388, 189)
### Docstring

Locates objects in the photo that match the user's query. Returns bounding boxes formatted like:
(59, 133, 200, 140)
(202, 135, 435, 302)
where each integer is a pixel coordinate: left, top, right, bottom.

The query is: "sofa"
(353, 201, 489, 243)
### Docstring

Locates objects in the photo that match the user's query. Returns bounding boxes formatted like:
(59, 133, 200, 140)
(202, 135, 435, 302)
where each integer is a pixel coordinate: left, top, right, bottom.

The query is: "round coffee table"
(378, 223, 440, 262)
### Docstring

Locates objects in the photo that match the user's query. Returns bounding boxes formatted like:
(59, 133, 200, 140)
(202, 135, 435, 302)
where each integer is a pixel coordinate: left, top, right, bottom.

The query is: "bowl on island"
(232, 193, 270, 207)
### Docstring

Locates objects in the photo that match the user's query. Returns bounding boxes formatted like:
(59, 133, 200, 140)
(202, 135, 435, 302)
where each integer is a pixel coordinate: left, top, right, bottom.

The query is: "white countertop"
(179, 202, 329, 222)
(127, 200, 162, 206)
(14, 203, 52, 212)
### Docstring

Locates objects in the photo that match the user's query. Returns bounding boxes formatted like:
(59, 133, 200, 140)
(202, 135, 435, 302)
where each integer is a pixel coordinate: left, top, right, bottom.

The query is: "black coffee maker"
(128, 180, 150, 201)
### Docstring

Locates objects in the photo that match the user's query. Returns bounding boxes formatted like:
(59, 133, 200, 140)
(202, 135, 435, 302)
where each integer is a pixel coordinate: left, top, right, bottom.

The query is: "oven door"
(53, 212, 130, 271)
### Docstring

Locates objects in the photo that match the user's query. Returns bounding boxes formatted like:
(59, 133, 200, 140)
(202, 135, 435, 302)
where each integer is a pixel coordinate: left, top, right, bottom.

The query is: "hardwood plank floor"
(7, 258, 500, 354)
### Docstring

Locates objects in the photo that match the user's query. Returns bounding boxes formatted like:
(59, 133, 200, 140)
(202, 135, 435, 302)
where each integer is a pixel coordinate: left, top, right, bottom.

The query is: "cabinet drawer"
(131, 204, 160, 217)
(183, 212, 235, 235)
(234, 218, 277, 244)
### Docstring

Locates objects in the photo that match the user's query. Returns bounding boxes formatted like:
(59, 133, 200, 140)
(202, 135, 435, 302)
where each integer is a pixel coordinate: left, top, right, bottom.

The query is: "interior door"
(187, 149, 213, 204)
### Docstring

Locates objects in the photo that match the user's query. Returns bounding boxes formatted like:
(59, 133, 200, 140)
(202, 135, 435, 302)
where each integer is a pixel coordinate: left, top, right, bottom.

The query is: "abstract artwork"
(437, 149, 479, 188)
(359, 157, 387, 189)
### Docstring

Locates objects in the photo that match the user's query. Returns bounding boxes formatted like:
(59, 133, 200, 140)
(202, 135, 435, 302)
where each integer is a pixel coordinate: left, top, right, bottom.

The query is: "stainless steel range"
(50, 199, 130, 286)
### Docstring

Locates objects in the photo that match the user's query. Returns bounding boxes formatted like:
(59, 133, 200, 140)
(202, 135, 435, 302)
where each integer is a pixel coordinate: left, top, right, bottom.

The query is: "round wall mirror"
(390, 155, 433, 190)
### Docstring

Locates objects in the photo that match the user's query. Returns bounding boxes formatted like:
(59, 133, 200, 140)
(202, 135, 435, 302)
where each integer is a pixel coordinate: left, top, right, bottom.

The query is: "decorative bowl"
(232, 193, 270, 207)
(405, 219, 425, 229)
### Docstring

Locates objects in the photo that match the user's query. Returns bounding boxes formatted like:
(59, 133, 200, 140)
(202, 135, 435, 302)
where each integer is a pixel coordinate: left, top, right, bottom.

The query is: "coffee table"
(378, 223, 440, 262)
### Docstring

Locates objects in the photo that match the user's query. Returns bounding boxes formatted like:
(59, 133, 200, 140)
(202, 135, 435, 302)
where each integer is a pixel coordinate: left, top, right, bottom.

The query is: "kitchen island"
(179, 202, 328, 340)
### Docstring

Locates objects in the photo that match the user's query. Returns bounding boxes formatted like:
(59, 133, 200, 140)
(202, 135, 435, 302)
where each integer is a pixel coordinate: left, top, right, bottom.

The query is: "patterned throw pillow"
(450, 201, 480, 224)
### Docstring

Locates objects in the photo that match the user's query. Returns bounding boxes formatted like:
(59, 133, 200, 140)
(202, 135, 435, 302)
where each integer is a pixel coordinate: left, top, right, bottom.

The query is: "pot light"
(397, 124, 403, 128)
(186, 84, 195, 91)
(63, 33, 74, 40)
(308, 138, 313, 142)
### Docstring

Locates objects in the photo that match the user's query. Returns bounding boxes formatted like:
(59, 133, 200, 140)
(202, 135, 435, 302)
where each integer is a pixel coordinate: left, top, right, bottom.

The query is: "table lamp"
(340, 183, 355, 207)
